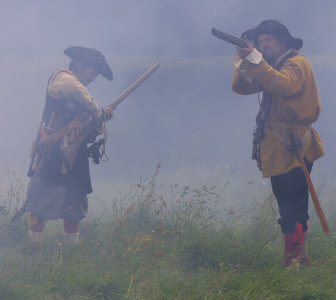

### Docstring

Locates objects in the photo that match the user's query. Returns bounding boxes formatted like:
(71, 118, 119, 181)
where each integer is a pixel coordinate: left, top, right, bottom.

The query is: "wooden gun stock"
(211, 28, 248, 48)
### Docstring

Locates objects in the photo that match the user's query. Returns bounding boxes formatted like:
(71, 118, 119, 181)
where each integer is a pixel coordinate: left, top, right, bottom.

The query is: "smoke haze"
(1, 0, 335, 207)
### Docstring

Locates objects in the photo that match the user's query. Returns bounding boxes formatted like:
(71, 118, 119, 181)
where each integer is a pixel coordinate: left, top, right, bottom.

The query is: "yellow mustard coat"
(232, 54, 324, 178)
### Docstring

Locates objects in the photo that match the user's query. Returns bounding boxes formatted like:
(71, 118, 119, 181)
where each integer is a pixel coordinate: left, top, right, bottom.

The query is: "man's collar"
(274, 49, 294, 67)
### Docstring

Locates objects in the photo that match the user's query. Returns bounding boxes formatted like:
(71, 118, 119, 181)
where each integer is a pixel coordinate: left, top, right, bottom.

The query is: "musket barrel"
(211, 28, 248, 48)
(109, 62, 160, 109)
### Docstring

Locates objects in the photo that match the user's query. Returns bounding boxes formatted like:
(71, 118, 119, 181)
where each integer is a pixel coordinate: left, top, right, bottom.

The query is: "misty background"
(1, 0, 336, 212)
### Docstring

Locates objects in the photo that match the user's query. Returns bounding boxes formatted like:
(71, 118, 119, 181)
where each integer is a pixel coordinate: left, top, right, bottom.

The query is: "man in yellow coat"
(232, 20, 324, 265)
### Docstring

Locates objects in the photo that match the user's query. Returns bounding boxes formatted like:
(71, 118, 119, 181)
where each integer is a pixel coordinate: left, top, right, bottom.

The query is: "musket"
(211, 28, 249, 48)
(53, 62, 160, 169)
(12, 63, 160, 222)
(288, 134, 330, 234)
(37, 62, 160, 153)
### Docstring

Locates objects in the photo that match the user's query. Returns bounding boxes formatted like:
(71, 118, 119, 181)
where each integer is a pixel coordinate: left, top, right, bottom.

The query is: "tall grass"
(0, 166, 335, 299)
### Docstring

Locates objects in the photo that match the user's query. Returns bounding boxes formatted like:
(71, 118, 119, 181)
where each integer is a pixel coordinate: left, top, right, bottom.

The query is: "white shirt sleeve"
(233, 49, 263, 82)
(233, 48, 263, 69)
(47, 70, 99, 113)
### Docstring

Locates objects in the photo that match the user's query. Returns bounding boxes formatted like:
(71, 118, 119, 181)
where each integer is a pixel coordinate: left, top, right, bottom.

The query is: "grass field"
(0, 169, 335, 300)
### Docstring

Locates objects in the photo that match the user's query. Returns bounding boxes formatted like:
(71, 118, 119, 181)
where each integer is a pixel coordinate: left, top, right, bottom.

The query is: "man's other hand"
(236, 42, 254, 59)
(104, 107, 113, 121)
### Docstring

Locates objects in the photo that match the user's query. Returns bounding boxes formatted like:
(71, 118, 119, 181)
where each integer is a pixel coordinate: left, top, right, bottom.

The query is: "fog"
(1, 0, 336, 208)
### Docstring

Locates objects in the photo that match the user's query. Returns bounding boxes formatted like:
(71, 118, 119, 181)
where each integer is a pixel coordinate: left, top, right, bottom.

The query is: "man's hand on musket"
(235, 42, 254, 59)
(104, 106, 113, 121)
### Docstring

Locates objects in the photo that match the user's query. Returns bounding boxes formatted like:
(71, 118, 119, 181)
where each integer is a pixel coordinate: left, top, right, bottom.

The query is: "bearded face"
(257, 34, 289, 64)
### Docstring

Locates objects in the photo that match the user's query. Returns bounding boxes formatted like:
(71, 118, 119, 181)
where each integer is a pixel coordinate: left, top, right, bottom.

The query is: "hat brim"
(98, 63, 113, 81)
(64, 46, 113, 81)
(242, 23, 303, 50)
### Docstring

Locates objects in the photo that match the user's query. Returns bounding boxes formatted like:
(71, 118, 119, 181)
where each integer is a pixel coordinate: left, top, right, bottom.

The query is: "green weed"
(0, 167, 335, 299)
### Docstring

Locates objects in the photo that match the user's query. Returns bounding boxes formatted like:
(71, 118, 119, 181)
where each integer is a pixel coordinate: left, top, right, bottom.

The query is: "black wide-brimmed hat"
(241, 20, 303, 50)
(64, 46, 113, 81)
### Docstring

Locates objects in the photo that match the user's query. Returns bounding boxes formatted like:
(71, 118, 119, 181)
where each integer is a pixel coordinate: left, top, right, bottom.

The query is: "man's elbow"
(232, 84, 251, 95)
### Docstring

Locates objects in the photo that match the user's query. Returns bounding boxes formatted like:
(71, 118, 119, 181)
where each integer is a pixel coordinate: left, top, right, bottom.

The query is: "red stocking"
(284, 223, 304, 266)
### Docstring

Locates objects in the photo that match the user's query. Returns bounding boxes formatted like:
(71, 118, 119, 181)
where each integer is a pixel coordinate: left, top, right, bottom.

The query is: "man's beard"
(261, 50, 276, 65)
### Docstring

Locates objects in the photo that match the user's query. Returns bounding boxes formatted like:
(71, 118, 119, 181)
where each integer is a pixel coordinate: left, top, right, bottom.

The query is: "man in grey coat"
(24, 46, 113, 245)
